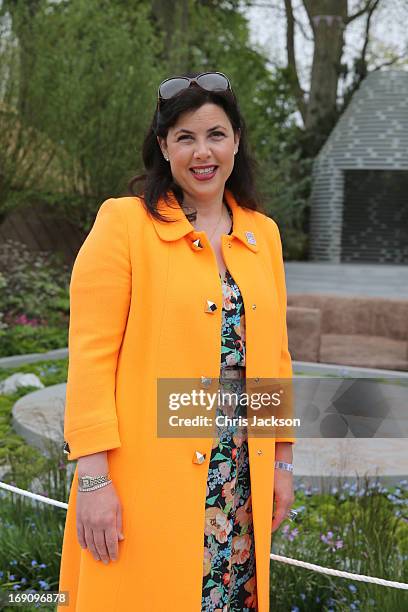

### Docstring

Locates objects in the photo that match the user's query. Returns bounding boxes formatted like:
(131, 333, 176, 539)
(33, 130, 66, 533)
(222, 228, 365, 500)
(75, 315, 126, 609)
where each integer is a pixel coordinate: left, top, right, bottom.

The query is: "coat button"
(201, 376, 212, 387)
(192, 238, 203, 249)
(252, 304, 257, 310)
(205, 300, 217, 313)
(227, 242, 232, 248)
(254, 377, 260, 383)
(257, 449, 263, 455)
(192, 451, 206, 464)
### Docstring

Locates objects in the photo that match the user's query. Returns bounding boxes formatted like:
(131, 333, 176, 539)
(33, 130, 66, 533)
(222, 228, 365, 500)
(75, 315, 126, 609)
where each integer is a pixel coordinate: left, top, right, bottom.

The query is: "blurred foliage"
(0, 0, 311, 258)
(271, 475, 408, 611)
(0, 239, 70, 356)
(0, 239, 70, 322)
(0, 325, 68, 358)
(0, 0, 163, 229)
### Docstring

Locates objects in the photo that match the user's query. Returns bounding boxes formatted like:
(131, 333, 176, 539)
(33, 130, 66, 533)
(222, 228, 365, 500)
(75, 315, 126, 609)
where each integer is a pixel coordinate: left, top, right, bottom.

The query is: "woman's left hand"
(271, 468, 295, 533)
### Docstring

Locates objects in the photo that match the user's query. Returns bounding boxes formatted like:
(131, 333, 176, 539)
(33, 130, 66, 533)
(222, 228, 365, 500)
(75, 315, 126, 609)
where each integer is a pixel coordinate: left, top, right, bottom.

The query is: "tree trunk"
(151, 0, 191, 73)
(303, 0, 348, 151)
(3, 0, 43, 124)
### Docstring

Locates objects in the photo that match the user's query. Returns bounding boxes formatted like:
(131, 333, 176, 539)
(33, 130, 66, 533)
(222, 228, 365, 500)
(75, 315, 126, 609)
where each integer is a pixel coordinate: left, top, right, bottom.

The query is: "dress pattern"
(201, 209, 257, 612)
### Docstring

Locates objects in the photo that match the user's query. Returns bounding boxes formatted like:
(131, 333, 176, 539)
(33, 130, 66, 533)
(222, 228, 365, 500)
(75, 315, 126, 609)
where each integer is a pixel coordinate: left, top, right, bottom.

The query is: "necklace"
(194, 203, 226, 241)
(208, 205, 225, 241)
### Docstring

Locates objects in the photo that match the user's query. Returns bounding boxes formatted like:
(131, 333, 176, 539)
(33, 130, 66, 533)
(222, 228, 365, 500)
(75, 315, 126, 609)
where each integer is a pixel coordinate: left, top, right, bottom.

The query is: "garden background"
(0, 1, 407, 610)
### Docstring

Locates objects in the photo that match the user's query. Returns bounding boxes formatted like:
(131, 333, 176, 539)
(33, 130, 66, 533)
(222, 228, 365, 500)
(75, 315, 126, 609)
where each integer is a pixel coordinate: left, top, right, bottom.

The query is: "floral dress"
(201, 207, 258, 612)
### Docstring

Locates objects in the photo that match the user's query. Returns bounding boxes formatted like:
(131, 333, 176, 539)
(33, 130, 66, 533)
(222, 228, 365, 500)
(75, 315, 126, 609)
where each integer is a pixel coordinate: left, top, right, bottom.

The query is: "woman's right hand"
(76, 451, 124, 563)
(76, 481, 124, 563)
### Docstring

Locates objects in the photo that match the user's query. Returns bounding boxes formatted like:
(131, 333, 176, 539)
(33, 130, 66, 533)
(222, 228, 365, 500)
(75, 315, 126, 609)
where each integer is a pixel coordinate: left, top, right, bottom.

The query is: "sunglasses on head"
(157, 71, 233, 107)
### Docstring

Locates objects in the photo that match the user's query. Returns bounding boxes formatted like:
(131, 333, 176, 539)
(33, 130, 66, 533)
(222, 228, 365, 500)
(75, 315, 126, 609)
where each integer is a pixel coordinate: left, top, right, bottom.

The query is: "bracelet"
(275, 460, 293, 472)
(78, 473, 112, 492)
(78, 480, 112, 492)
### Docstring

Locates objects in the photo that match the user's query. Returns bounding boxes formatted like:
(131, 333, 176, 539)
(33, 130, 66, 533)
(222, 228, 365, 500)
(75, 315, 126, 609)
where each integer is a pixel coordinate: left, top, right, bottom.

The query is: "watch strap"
(275, 460, 294, 472)
(78, 473, 112, 491)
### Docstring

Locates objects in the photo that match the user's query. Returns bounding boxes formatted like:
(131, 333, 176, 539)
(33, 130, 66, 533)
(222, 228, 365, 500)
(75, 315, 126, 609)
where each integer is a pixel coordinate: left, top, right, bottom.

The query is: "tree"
(0, 0, 163, 227)
(0, 0, 310, 257)
(0, 4, 59, 220)
(0, 0, 43, 122)
(247, 0, 407, 155)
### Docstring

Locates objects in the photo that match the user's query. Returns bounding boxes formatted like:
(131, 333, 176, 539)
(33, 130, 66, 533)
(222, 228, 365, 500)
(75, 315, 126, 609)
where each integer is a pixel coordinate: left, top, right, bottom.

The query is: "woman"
(58, 71, 295, 612)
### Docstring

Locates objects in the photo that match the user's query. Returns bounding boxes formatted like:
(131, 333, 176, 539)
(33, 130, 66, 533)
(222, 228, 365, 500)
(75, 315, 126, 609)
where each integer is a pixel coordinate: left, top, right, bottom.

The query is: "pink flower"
(15, 314, 28, 324)
(14, 314, 41, 327)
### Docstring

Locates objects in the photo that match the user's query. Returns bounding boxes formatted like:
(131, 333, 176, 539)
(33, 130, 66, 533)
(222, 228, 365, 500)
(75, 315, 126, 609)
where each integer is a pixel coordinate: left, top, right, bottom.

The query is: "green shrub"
(0, 239, 70, 356)
(0, 326, 68, 358)
(0, 239, 70, 324)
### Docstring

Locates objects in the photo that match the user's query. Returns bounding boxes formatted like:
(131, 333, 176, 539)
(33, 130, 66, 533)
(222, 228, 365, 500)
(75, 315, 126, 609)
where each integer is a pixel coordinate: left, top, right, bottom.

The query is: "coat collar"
(150, 188, 259, 253)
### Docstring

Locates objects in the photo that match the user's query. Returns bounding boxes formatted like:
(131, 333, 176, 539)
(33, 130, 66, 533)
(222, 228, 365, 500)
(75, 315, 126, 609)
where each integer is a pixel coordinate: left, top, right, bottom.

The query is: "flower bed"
(0, 239, 70, 358)
(271, 478, 408, 610)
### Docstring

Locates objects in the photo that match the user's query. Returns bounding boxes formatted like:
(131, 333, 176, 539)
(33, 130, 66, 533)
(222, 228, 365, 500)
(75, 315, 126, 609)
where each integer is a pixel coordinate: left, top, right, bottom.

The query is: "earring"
(164, 153, 169, 161)
(234, 149, 238, 155)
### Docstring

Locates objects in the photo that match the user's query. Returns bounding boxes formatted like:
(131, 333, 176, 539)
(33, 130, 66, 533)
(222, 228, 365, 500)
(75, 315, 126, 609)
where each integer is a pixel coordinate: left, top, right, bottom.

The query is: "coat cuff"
(63, 420, 121, 461)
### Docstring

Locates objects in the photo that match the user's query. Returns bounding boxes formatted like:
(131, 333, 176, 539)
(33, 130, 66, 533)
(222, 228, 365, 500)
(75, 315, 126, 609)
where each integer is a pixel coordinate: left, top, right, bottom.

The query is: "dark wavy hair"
(128, 71, 264, 223)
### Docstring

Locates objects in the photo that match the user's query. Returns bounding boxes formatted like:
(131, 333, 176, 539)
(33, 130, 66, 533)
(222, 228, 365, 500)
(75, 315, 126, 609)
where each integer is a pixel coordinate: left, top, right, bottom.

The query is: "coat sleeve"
(266, 217, 296, 444)
(63, 198, 131, 461)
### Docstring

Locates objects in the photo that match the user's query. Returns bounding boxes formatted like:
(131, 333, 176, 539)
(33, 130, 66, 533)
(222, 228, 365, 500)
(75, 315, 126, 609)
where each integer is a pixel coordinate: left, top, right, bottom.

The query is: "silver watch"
(78, 473, 112, 492)
(275, 460, 294, 472)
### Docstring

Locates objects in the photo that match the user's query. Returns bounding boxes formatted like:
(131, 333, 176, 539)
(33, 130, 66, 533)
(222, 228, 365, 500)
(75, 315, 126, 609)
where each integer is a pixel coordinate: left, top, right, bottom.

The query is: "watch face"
(82, 478, 90, 487)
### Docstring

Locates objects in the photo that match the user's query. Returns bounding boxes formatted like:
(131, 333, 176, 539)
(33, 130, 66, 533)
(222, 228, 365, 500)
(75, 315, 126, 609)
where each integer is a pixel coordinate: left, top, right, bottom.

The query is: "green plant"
(0, 239, 70, 356)
(271, 474, 408, 611)
(0, 461, 68, 611)
(0, 239, 70, 325)
(0, 326, 68, 358)
(0, 0, 163, 229)
(0, 358, 70, 609)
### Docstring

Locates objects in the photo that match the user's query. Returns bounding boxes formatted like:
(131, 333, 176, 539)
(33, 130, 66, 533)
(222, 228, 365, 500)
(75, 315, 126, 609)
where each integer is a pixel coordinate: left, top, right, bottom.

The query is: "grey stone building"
(309, 70, 408, 263)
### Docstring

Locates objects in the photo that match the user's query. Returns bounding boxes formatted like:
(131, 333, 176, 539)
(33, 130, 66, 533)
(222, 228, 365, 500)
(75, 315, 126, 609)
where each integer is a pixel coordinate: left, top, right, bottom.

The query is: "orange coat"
(58, 189, 295, 612)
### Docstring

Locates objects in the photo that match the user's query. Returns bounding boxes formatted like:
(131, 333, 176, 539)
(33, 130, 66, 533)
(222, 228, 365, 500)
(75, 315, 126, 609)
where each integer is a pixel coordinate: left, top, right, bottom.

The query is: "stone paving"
(285, 262, 408, 299)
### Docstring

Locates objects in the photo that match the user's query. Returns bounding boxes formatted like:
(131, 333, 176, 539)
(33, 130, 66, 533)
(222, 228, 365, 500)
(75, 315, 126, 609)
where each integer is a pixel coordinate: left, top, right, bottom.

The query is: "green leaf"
(204, 579, 219, 588)
(211, 453, 227, 461)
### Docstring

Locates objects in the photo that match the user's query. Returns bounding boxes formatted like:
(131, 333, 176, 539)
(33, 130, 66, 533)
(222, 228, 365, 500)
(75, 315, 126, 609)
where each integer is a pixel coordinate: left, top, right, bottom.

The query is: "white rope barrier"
(270, 554, 408, 590)
(1, 481, 407, 590)
(0, 481, 68, 510)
